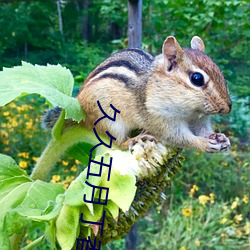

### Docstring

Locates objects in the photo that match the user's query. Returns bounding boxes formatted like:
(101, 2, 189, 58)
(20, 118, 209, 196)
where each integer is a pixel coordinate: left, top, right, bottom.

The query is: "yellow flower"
(231, 198, 240, 209)
(194, 238, 201, 247)
(220, 217, 228, 224)
(235, 157, 242, 163)
(66, 176, 75, 182)
(221, 162, 228, 167)
(19, 161, 28, 169)
(179, 247, 186, 250)
(51, 175, 61, 183)
(209, 193, 215, 204)
(243, 195, 248, 204)
(4, 147, 10, 152)
(17, 105, 31, 112)
(70, 165, 77, 172)
(63, 182, 69, 189)
(11, 119, 18, 127)
(182, 207, 192, 217)
(62, 160, 69, 166)
(236, 229, 242, 237)
(75, 159, 81, 165)
(189, 184, 199, 197)
(198, 195, 210, 206)
(3, 138, 9, 145)
(244, 221, 250, 234)
(232, 150, 237, 156)
(0, 130, 8, 138)
(234, 214, 243, 224)
(26, 121, 33, 129)
(32, 157, 39, 162)
(9, 102, 16, 108)
(221, 232, 227, 238)
(3, 111, 9, 116)
(18, 152, 30, 159)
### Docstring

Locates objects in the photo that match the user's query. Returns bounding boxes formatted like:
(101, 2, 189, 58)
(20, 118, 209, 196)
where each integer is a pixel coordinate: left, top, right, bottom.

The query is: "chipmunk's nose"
(219, 101, 232, 114)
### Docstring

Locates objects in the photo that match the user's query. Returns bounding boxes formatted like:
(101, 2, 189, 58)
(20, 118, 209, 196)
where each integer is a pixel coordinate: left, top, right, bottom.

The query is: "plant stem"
(30, 125, 109, 181)
(10, 231, 25, 250)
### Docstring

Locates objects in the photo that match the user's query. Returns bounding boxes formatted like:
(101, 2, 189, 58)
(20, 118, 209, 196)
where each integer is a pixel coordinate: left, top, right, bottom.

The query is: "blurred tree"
(0, 0, 248, 96)
(82, 0, 91, 41)
(128, 0, 142, 48)
(57, 0, 64, 36)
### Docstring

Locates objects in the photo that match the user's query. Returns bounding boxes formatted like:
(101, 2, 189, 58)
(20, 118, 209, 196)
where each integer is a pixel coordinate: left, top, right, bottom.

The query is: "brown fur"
(77, 36, 231, 152)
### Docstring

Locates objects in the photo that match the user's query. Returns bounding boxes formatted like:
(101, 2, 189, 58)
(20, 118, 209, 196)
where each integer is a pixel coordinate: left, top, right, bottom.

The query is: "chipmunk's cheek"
(203, 101, 214, 115)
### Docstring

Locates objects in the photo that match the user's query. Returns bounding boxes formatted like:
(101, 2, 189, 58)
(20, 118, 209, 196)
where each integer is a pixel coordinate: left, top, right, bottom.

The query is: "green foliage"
(61, 42, 110, 86)
(0, 62, 84, 121)
(0, 0, 249, 100)
(0, 1, 249, 249)
(214, 97, 250, 139)
(0, 154, 64, 249)
(138, 197, 249, 249)
(133, 139, 250, 249)
(142, 0, 250, 99)
(176, 147, 250, 203)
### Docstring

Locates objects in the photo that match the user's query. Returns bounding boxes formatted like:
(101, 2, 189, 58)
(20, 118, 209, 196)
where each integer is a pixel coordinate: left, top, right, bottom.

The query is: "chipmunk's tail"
(41, 106, 62, 130)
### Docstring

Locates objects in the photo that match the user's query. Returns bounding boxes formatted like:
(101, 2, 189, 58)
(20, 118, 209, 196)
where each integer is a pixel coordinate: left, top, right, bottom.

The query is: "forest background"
(0, 0, 249, 249)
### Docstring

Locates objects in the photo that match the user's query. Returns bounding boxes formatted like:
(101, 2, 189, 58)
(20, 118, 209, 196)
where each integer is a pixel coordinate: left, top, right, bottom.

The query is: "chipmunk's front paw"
(206, 133, 230, 152)
(129, 134, 156, 152)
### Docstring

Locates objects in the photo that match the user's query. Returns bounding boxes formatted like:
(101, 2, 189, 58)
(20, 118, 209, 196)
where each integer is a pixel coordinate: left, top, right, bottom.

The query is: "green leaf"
(56, 205, 80, 250)
(0, 62, 85, 122)
(0, 231, 10, 250)
(26, 199, 63, 222)
(20, 181, 64, 213)
(105, 200, 119, 219)
(101, 167, 136, 212)
(80, 204, 103, 226)
(0, 181, 64, 238)
(0, 154, 65, 243)
(45, 220, 56, 249)
(66, 142, 96, 165)
(0, 154, 30, 181)
(63, 167, 102, 214)
(64, 151, 137, 215)
(3, 210, 31, 238)
(0, 182, 33, 247)
(0, 176, 31, 201)
(0, 182, 32, 215)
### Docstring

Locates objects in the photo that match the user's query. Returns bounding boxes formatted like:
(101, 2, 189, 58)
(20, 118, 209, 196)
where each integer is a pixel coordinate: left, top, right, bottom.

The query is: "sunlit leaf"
(56, 205, 80, 250)
(0, 62, 85, 121)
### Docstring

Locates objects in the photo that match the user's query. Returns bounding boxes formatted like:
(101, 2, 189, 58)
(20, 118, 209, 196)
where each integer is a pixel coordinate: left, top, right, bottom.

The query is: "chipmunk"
(43, 36, 232, 153)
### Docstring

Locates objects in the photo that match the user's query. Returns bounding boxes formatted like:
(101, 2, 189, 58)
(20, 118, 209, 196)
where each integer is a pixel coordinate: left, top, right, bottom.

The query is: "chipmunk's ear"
(162, 36, 184, 63)
(191, 36, 205, 52)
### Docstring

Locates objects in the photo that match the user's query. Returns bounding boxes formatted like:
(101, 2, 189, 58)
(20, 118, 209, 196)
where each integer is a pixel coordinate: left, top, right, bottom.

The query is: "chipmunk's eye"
(190, 72, 204, 87)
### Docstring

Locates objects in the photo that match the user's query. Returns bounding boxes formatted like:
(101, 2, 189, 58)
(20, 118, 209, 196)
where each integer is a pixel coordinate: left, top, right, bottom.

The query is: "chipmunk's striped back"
(83, 48, 155, 89)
